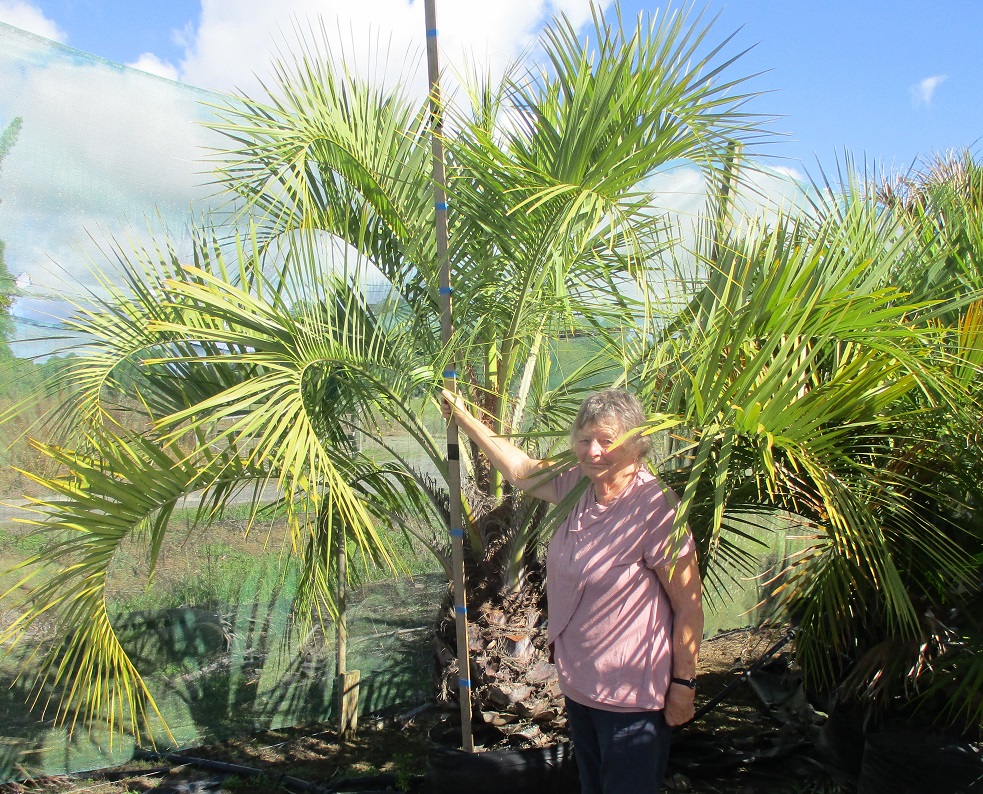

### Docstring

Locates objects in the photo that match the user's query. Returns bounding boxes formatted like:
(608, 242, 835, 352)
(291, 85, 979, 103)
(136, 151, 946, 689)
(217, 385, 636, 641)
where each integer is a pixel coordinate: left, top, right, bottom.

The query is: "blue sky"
(2, 0, 979, 177)
(19, 0, 199, 64)
(698, 0, 983, 175)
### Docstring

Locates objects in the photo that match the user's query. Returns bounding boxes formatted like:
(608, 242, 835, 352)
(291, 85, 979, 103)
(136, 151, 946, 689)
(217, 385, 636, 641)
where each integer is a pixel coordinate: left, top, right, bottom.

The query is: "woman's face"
(574, 420, 638, 483)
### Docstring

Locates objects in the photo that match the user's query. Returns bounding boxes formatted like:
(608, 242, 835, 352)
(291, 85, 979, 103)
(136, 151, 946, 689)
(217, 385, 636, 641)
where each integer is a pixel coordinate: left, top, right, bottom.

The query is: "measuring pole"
(424, 0, 474, 753)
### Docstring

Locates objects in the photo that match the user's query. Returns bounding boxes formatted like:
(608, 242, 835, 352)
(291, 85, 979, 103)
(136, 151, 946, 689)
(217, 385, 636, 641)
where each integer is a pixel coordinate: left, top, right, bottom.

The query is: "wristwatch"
(671, 676, 698, 689)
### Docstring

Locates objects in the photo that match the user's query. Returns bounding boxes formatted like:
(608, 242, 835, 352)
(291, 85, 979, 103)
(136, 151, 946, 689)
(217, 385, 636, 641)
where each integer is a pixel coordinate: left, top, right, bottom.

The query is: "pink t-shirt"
(546, 466, 694, 712)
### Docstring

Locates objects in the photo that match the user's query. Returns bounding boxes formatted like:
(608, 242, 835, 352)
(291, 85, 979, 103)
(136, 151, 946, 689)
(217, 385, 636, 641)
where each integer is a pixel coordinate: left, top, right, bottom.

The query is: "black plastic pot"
(857, 726, 983, 794)
(425, 736, 578, 794)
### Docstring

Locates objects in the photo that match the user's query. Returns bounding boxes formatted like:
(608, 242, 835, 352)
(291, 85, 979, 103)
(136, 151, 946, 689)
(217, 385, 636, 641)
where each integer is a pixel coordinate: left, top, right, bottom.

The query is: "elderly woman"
(441, 387, 703, 794)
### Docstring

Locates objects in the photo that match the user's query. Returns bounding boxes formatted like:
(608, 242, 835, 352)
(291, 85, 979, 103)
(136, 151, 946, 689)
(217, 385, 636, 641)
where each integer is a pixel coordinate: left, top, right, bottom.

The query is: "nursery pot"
(425, 723, 579, 794)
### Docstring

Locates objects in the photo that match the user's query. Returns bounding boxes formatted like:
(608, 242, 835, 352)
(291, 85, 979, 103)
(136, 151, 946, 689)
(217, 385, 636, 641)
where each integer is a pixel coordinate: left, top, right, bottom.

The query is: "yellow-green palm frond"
(1, 431, 273, 744)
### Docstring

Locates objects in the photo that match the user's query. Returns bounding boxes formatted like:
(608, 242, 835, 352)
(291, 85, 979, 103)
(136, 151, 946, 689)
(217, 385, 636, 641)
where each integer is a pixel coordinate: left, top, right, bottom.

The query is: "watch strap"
(671, 676, 697, 689)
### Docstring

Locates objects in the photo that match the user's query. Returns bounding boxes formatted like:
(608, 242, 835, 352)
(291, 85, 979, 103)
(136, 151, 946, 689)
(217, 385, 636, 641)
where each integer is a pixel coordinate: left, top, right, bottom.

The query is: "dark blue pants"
(565, 697, 671, 794)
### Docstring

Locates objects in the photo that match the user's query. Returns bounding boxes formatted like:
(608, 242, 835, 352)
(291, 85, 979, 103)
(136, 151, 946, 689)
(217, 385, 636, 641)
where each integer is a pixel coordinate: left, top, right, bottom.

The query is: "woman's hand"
(440, 388, 469, 422)
(655, 553, 703, 728)
(664, 681, 696, 726)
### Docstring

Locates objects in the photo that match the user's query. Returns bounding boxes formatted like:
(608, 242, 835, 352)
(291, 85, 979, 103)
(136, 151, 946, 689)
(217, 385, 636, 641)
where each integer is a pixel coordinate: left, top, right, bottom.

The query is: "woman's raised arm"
(440, 389, 561, 503)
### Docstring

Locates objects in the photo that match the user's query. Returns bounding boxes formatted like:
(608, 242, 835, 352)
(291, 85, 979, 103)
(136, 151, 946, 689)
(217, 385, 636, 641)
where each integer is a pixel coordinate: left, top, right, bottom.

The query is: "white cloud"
(0, 23, 226, 294)
(0, 0, 65, 42)
(127, 52, 179, 81)
(910, 74, 948, 108)
(644, 166, 708, 223)
(767, 164, 805, 183)
(176, 0, 611, 98)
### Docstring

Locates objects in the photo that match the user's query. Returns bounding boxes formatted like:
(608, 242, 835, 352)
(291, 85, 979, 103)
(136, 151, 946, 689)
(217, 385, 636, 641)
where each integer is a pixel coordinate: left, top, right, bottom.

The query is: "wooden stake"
(424, 0, 475, 753)
(336, 529, 360, 741)
(337, 670, 361, 740)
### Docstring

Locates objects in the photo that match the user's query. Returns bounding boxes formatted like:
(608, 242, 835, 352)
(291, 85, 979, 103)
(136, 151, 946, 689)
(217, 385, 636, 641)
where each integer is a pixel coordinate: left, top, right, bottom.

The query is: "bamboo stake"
(423, 0, 475, 753)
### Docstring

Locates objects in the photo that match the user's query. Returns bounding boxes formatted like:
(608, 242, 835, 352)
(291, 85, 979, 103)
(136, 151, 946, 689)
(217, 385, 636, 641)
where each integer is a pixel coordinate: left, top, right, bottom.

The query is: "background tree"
(0, 116, 23, 360)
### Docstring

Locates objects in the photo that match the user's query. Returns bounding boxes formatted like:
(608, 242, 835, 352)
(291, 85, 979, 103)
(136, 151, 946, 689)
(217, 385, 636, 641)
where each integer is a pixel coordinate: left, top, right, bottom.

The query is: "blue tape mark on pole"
(435, 201, 448, 211)
(450, 527, 464, 538)
(443, 369, 457, 379)
(454, 605, 467, 615)
(426, 28, 438, 37)
(439, 286, 452, 295)
(459, 678, 472, 688)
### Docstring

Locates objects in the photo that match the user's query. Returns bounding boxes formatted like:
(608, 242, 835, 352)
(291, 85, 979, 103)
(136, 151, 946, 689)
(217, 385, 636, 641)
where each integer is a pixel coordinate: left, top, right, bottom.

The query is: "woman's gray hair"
(570, 388, 652, 459)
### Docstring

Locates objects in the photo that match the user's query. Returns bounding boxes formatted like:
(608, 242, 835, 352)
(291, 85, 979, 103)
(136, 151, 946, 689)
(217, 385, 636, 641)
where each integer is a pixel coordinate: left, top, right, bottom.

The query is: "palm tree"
(0, 241, 443, 743)
(858, 151, 983, 729)
(632, 155, 983, 729)
(1, 4, 775, 742)
(205, 3, 775, 730)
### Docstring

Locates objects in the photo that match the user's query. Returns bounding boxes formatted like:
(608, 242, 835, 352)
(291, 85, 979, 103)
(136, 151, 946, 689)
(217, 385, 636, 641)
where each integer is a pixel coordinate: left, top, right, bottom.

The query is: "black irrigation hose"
(97, 765, 173, 781)
(680, 626, 797, 730)
(134, 748, 407, 793)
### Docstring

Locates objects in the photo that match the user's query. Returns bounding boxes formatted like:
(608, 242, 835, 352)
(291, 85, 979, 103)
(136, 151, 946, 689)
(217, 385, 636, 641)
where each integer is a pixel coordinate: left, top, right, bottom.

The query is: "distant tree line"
(0, 116, 24, 361)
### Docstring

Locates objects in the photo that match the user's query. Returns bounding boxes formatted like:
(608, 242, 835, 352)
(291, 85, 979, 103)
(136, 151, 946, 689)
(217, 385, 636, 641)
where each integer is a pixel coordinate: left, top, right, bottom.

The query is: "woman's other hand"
(664, 681, 696, 726)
